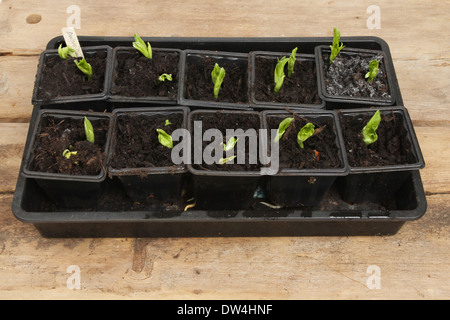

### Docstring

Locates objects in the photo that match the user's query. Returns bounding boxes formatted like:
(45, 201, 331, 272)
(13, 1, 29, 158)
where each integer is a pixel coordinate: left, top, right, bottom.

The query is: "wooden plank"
(0, 56, 37, 122)
(0, 192, 448, 299)
(0, 0, 449, 61)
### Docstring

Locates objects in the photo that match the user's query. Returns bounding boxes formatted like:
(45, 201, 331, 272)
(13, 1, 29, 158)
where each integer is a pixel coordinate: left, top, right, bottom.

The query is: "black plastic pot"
(261, 109, 348, 207)
(108, 47, 182, 105)
(187, 109, 262, 210)
(336, 106, 425, 203)
(21, 109, 113, 208)
(315, 46, 396, 108)
(32, 45, 113, 105)
(178, 50, 251, 110)
(108, 106, 189, 202)
(249, 51, 325, 110)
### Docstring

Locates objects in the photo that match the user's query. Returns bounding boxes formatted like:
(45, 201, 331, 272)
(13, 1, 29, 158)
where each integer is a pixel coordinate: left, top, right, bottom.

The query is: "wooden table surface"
(0, 0, 449, 300)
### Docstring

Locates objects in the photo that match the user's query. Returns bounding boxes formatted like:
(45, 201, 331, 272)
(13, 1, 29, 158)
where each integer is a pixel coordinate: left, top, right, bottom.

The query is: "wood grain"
(0, 0, 449, 300)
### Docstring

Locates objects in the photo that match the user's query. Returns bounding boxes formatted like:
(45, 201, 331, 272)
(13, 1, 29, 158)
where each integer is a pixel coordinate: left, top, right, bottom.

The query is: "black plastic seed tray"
(11, 36, 427, 237)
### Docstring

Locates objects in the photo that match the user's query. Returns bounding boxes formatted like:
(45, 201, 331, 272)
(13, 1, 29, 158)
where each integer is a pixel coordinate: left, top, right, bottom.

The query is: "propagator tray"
(11, 36, 427, 237)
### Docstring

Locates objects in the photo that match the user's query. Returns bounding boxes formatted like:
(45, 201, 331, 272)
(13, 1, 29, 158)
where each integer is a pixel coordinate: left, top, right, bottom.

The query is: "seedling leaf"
(164, 119, 172, 126)
(365, 60, 380, 82)
(62, 149, 77, 159)
(274, 57, 289, 93)
(58, 44, 76, 60)
(297, 123, 315, 149)
(211, 63, 226, 99)
(288, 47, 298, 77)
(362, 110, 381, 146)
(132, 34, 152, 59)
(156, 129, 173, 149)
(84, 117, 95, 143)
(329, 27, 345, 64)
(219, 155, 237, 165)
(159, 73, 173, 82)
(274, 117, 294, 142)
(223, 137, 239, 152)
(75, 58, 93, 81)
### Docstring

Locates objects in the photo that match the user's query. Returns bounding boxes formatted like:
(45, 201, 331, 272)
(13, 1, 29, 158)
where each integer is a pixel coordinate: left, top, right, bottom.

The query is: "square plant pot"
(336, 106, 425, 203)
(108, 47, 182, 105)
(22, 109, 113, 208)
(249, 51, 325, 110)
(187, 109, 262, 210)
(315, 46, 396, 108)
(108, 106, 189, 203)
(178, 50, 251, 110)
(32, 46, 113, 105)
(261, 109, 349, 207)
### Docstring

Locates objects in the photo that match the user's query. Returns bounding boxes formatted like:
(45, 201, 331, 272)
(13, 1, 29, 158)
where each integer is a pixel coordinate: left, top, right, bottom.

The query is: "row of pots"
(32, 45, 397, 110)
(22, 105, 424, 210)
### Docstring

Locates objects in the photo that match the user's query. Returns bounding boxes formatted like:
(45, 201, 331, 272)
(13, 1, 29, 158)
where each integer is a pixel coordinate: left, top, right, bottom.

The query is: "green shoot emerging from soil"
(58, 44, 76, 60)
(288, 47, 298, 77)
(132, 34, 152, 59)
(159, 73, 173, 82)
(211, 63, 226, 99)
(362, 110, 381, 146)
(156, 129, 173, 149)
(219, 155, 237, 165)
(274, 117, 294, 142)
(75, 58, 93, 81)
(84, 117, 95, 143)
(329, 27, 345, 64)
(297, 123, 315, 149)
(274, 57, 289, 93)
(62, 149, 77, 159)
(223, 137, 239, 152)
(164, 119, 172, 126)
(365, 60, 380, 82)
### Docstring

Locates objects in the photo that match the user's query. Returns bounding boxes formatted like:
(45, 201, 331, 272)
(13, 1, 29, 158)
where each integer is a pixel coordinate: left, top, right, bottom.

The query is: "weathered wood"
(0, 192, 448, 299)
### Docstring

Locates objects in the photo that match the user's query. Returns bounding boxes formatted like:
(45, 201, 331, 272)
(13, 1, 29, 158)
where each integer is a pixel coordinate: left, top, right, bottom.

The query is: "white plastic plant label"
(61, 27, 84, 58)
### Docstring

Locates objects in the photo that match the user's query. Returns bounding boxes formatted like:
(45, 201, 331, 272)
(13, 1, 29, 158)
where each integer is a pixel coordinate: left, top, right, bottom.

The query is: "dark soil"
(36, 50, 107, 102)
(253, 55, 321, 105)
(110, 49, 179, 99)
(266, 114, 342, 170)
(30, 115, 109, 175)
(191, 112, 260, 172)
(110, 113, 183, 169)
(184, 55, 248, 103)
(339, 111, 415, 167)
(321, 50, 391, 100)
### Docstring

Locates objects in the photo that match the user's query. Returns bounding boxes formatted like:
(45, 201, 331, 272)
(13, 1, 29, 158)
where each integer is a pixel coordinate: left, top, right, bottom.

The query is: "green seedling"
(288, 47, 298, 77)
(329, 27, 345, 64)
(62, 149, 77, 159)
(274, 56, 289, 93)
(84, 117, 95, 143)
(156, 129, 173, 149)
(297, 123, 315, 149)
(211, 63, 226, 99)
(274, 117, 294, 142)
(219, 155, 237, 165)
(365, 60, 380, 82)
(58, 44, 76, 60)
(223, 137, 239, 152)
(362, 110, 381, 146)
(75, 58, 93, 81)
(132, 34, 152, 59)
(159, 73, 173, 82)
(164, 119, 172, 126)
